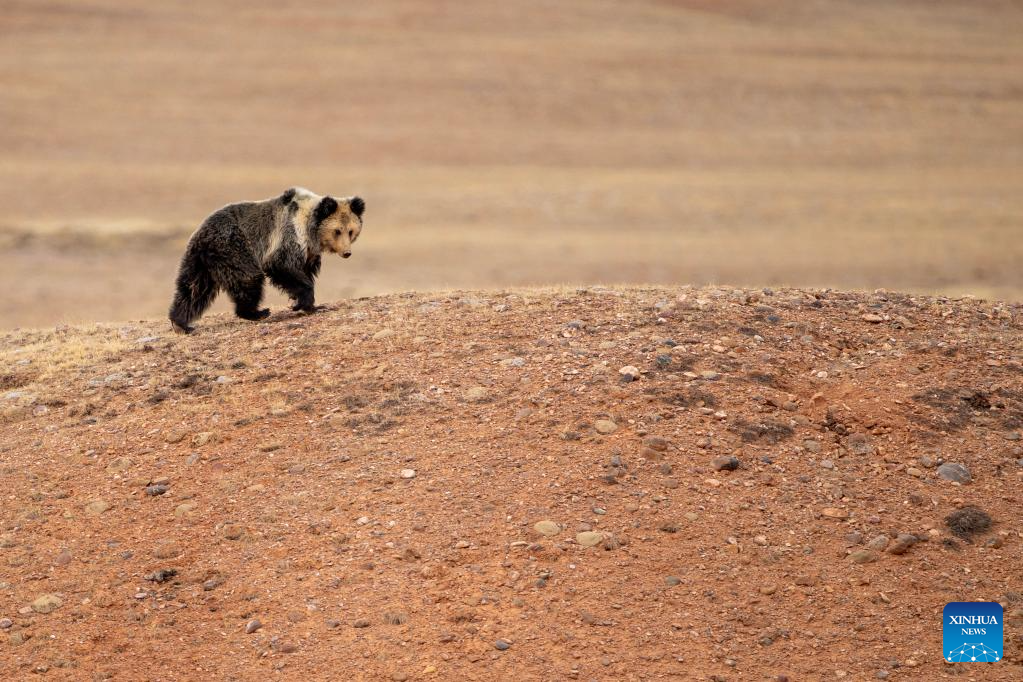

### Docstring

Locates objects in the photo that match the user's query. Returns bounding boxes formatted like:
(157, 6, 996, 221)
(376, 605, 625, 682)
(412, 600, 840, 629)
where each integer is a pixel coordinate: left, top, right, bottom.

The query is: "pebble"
(594, 419, 618, 435)
(145, 484, 169, 496)
(174, 502, 197, 519)
(803, 440, 822, 453)
(936, 462, 971, 483)
(618, 365, 640, 381)
(861, 314, 884, 323)
(887, 534, 918, 555)
(644, 436, 668, 452)
(866, 535, 889, 551)
(464, 386, 489, 402)
(821, 508, 850, 520)
(0, 618, 11, 629)
(759, 584, 777, 595)
(245, 619, 262, 634)
(399, 469, 417, 479)
(849, 549, 879, 564)
(353, 619, 370, 628)
(576, 531, 605, 547)
(534, 520, 561, 537)
(84, 499, 110, 515)
(906, 467, 923, 477)
(144, 568, 177, 583)
(711, 455, 739, 471)
(665, 576, 681, 586)
(153, 541, 182, 559)
(495, 639, 511, 651)
(31, 594, 63, 614)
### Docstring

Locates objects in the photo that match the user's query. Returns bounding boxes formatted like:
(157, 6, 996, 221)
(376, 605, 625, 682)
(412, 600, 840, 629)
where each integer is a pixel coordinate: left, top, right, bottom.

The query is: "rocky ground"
(1, 286, 1022, 681)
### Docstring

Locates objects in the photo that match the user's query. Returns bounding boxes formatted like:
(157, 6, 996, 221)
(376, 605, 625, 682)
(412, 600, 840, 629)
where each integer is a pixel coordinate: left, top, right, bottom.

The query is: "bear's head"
(314, 196, 365, 258)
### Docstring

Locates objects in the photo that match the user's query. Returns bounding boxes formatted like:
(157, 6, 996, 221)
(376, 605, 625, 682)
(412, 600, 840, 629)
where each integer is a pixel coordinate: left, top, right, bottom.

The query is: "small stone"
(372, 328, 394, 340)
(31, 594, 63, 614)
(866, 535, 890, 552)
(906, 467, 923, 477)
(887, 534, 918, 555)
(803, 439, 822, 453)
(936, 462, 971, 484)
(353, 619, 370, 628)
(595, 419, 618, 435)
(821, 508, 850, 520)
(665, 576, 682, 586)
(985, 536, 1003, 549)
(820, 459, 834, 470)
(849, 549, 879, 564)
(640, 447, 663, 461)
(174, 502, 197, 519)
(244, 619, 262, 634)
(144, 568, 177, 583)
(53, 549, 73, 566)
(399, 469, 416, 479)
(644, 436, 669, 452)
(753, 535, 768, 546)
(618, 365, 640, 380)
(846, 433, 874, 455)
(153, 541, 182, 559)
(106, 457, 131, 472)
(464, 386, 489, 402)
(222, 524, 245, 540)
(711, 455, 739, 471)
(861, 314, 884, 323)
(576, 531, 605, 547)
(145, 484, 169, 496)
(494, 639, 511, 651)
(84, 499, 110, 515)
(759, 584, 777, 595)
(203, 576, 224, 591)
(192, 431, 217, 447)
(534, 520, 561, 537)
(0, 618, 12, 629)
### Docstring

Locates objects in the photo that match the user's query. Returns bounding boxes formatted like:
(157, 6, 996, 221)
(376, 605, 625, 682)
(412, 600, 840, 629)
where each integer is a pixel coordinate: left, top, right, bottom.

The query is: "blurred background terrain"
(1, 0, 1021, 328)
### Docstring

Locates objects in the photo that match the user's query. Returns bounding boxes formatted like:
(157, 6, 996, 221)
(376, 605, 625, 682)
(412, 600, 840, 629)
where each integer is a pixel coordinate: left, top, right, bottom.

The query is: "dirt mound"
(1, 286, 1022, 679)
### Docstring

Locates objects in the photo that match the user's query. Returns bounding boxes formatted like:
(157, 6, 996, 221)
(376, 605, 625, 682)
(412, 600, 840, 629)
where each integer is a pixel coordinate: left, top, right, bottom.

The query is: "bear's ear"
(314, 196, 338, 223)
(349, 196, 365, 219)
(281, 187, 297, 204)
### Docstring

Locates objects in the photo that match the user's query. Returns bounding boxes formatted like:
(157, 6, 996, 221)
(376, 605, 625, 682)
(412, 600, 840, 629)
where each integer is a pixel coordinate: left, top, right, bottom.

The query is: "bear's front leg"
(267, 267, 317, 313)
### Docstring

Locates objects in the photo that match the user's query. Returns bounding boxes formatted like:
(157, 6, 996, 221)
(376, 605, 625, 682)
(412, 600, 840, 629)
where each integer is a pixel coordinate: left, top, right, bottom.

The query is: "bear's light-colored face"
(319, 198, 364, 258)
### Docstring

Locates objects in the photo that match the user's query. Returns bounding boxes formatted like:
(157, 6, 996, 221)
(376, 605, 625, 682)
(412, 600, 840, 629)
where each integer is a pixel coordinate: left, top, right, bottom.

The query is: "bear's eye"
(334, 229, 342, 237)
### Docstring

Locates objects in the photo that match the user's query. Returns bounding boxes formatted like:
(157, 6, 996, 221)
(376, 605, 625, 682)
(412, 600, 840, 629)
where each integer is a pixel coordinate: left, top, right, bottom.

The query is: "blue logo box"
(943, 602, 1003, 662)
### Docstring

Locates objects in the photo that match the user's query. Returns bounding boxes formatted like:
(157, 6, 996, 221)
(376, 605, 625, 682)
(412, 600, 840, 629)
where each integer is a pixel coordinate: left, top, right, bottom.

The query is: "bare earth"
(2, 0, 1023, 328)
(1, 286, 1021, 679)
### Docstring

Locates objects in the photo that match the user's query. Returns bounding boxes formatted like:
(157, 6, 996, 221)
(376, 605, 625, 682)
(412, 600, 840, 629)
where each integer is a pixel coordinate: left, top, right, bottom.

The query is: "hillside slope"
(1, 286, 1022, 680)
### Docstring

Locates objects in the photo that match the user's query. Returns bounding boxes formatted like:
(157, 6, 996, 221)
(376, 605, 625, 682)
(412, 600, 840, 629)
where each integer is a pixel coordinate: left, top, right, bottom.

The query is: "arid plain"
(1, 0, 1022, 329)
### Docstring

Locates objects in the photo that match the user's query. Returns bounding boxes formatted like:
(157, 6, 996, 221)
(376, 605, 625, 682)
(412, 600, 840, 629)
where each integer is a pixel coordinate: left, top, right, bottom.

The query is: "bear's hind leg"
(227, 275, 270, 321)
(169, 257, 217, 334)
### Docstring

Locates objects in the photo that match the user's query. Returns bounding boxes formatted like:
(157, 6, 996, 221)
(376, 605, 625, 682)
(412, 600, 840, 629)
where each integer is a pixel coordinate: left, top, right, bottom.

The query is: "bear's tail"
(169, 248, 217, 334)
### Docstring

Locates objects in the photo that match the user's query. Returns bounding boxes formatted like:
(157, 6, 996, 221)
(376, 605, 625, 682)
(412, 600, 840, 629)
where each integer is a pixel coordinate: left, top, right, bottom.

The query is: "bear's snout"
(342, 251, 352, 258)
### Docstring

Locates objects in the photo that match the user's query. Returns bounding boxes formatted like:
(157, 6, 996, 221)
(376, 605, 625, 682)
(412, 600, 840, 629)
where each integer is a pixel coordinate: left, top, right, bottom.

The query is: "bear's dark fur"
(168, 187, 364, 333)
